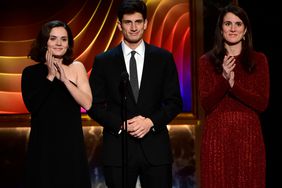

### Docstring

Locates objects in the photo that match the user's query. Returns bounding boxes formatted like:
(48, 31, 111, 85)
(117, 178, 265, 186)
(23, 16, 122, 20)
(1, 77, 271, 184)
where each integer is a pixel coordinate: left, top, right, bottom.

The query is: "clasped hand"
(123, 115, 153, 138)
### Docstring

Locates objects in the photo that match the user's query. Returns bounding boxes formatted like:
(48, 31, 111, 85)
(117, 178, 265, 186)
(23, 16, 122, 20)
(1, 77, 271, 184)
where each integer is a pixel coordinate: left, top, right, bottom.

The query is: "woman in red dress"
(199, 4, 269, 188)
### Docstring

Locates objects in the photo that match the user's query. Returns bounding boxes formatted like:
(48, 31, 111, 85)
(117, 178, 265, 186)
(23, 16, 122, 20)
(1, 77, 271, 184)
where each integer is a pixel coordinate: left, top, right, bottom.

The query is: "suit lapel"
(113, 44, 126, 66)
(138, 43, 152, 104)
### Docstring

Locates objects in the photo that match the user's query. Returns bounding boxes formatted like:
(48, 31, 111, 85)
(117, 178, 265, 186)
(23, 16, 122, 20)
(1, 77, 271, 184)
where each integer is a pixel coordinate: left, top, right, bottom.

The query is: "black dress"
(21, 63, 91, 188)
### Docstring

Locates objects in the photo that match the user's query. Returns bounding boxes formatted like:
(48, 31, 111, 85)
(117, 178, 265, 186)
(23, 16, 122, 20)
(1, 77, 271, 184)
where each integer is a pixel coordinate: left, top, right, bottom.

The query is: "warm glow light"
(0, 0, 191, 114)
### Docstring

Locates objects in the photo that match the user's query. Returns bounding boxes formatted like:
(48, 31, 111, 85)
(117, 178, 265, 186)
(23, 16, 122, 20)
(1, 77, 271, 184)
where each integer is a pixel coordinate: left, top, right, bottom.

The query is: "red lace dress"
(198, 51, 269, 188)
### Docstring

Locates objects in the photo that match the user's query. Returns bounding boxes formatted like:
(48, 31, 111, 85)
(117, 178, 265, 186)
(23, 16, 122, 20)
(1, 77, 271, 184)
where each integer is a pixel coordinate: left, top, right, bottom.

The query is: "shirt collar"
(121, 40, 145, 57)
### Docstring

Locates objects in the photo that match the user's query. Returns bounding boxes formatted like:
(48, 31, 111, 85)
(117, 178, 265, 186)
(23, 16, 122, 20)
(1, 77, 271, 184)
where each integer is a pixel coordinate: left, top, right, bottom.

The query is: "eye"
(49, 36, 56, 41)
(236, 22, 243, 27)
(135, 20, 143, 24)
(61, 37, 68, 42)
(223, 21, 231, 26)
(122, 20, 132, 25)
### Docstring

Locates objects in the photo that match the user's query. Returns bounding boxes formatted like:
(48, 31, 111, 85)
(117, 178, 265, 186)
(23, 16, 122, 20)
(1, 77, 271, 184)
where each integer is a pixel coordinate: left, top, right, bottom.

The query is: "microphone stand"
(121, 72, 128, 188)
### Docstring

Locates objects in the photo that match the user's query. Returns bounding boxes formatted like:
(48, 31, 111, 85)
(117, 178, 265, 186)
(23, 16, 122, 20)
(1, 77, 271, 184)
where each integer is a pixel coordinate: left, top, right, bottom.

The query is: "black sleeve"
(21, 65, 53, 114)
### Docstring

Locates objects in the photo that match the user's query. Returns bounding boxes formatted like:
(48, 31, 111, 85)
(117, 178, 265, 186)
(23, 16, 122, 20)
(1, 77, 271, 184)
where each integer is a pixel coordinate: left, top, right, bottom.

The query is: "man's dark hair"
(117, 0, 147, 21)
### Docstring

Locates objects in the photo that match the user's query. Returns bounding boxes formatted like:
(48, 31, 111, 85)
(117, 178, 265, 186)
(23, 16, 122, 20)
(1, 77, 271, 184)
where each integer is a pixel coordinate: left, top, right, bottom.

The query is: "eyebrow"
(122, 18, 144, 22)
(223, 21, 243, 24)
(49, 35, 68, 38)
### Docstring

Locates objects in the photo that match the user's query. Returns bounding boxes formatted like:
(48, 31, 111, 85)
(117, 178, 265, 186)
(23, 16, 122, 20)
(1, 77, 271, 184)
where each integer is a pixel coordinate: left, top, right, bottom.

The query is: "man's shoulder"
(96, 45, 121, 58)
(146, 43, 172, 55)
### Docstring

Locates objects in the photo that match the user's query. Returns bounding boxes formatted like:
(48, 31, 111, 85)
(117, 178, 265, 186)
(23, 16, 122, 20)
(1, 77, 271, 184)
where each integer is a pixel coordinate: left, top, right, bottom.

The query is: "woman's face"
(222, 12, 246, 45)
(47, 26, 68, 58)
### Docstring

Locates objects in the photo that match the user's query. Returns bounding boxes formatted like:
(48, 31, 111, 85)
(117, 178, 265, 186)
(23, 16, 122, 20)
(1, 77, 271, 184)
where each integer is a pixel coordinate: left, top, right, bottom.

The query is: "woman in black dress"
(21, 20, 92, 188)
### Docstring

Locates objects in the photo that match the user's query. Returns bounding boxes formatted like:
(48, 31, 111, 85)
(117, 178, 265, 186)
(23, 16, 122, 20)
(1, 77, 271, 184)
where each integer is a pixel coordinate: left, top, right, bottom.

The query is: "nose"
(230, 23, 236, 31)
(56, 39, 62, 45)
(131, 23, 137, 31)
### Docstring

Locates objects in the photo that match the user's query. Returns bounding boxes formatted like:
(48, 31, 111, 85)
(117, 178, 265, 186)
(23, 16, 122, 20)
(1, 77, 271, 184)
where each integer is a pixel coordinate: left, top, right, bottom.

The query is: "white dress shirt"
(121, 40, 145, 88)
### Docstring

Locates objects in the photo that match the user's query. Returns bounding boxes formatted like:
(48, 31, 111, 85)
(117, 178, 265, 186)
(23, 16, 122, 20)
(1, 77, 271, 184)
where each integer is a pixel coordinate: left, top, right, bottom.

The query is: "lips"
(52, 48, 66, 57)
(53, 48, 64, 50)
(229, 34, 238, 37)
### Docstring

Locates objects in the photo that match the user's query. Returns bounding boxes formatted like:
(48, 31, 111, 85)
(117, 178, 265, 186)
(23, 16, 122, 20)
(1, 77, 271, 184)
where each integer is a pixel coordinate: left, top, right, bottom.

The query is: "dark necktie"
(130, 51, 139, 102)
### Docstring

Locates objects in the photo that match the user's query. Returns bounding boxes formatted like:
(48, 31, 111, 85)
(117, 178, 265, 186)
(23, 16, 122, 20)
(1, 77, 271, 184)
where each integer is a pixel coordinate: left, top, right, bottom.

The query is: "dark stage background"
(239, 1, 281, 187)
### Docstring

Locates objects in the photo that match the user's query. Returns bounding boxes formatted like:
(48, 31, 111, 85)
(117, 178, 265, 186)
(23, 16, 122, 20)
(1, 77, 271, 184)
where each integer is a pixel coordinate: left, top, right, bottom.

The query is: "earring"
(243, 36, 245, 40)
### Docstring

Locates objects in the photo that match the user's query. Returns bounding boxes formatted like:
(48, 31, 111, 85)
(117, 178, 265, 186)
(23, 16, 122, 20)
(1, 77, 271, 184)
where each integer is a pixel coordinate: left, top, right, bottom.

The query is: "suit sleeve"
(87, 56, 123, 135)
(149, 52, 183, 131)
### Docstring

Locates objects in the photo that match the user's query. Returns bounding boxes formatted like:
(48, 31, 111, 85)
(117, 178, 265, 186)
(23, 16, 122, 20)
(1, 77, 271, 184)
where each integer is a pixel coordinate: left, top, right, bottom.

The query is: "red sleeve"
(198, 54, 230, 114)
(230, 52, 270, 113)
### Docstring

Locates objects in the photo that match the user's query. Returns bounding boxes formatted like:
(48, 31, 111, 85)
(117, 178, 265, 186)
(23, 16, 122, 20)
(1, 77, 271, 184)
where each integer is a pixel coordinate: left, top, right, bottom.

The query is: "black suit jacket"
(87, 42, 182, 166)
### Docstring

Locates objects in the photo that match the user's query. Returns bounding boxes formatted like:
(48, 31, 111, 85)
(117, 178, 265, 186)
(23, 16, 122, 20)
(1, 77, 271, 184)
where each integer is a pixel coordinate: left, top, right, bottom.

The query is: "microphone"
(120, 71, 129, 101)
(120, 72, 129, 187)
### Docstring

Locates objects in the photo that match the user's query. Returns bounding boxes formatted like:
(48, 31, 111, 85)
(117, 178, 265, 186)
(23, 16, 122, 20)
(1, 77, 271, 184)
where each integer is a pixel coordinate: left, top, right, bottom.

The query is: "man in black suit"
(87, 0, 182, 187)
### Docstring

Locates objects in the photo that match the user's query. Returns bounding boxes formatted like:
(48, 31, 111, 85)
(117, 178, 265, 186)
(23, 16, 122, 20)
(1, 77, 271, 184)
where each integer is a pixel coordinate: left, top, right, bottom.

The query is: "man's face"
(118, 12, 147, 48)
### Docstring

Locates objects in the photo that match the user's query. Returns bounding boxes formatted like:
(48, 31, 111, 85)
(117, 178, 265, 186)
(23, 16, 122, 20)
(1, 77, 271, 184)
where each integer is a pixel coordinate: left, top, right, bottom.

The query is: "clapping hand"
(222, 55, 235, 87)
(45, 50, 57, 80)
(53, 61, 67, 83)
(45, 50, 67, 83)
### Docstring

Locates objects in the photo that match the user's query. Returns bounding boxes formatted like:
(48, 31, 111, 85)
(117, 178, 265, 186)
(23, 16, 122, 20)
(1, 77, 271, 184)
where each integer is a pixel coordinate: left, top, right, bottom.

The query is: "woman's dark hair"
(28, 20, 74, 65)
(209, 4, 255, 73)
(117, 0, 147, 22)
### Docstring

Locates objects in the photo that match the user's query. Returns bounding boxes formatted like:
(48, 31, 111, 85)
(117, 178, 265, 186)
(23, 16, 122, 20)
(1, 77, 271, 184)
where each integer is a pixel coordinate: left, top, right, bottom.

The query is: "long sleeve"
(21, 64, 53, 114)
(198, 54, 230, 114)
(147, 51, 183, 130)
(87, 55, 123, 135)
(199, 52, 268, 188)
(230, 52, 269, 113)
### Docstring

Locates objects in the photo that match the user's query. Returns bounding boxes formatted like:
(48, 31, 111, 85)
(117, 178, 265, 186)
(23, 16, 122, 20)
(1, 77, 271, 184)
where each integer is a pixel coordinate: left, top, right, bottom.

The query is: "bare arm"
(55, 61, 92, 110)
